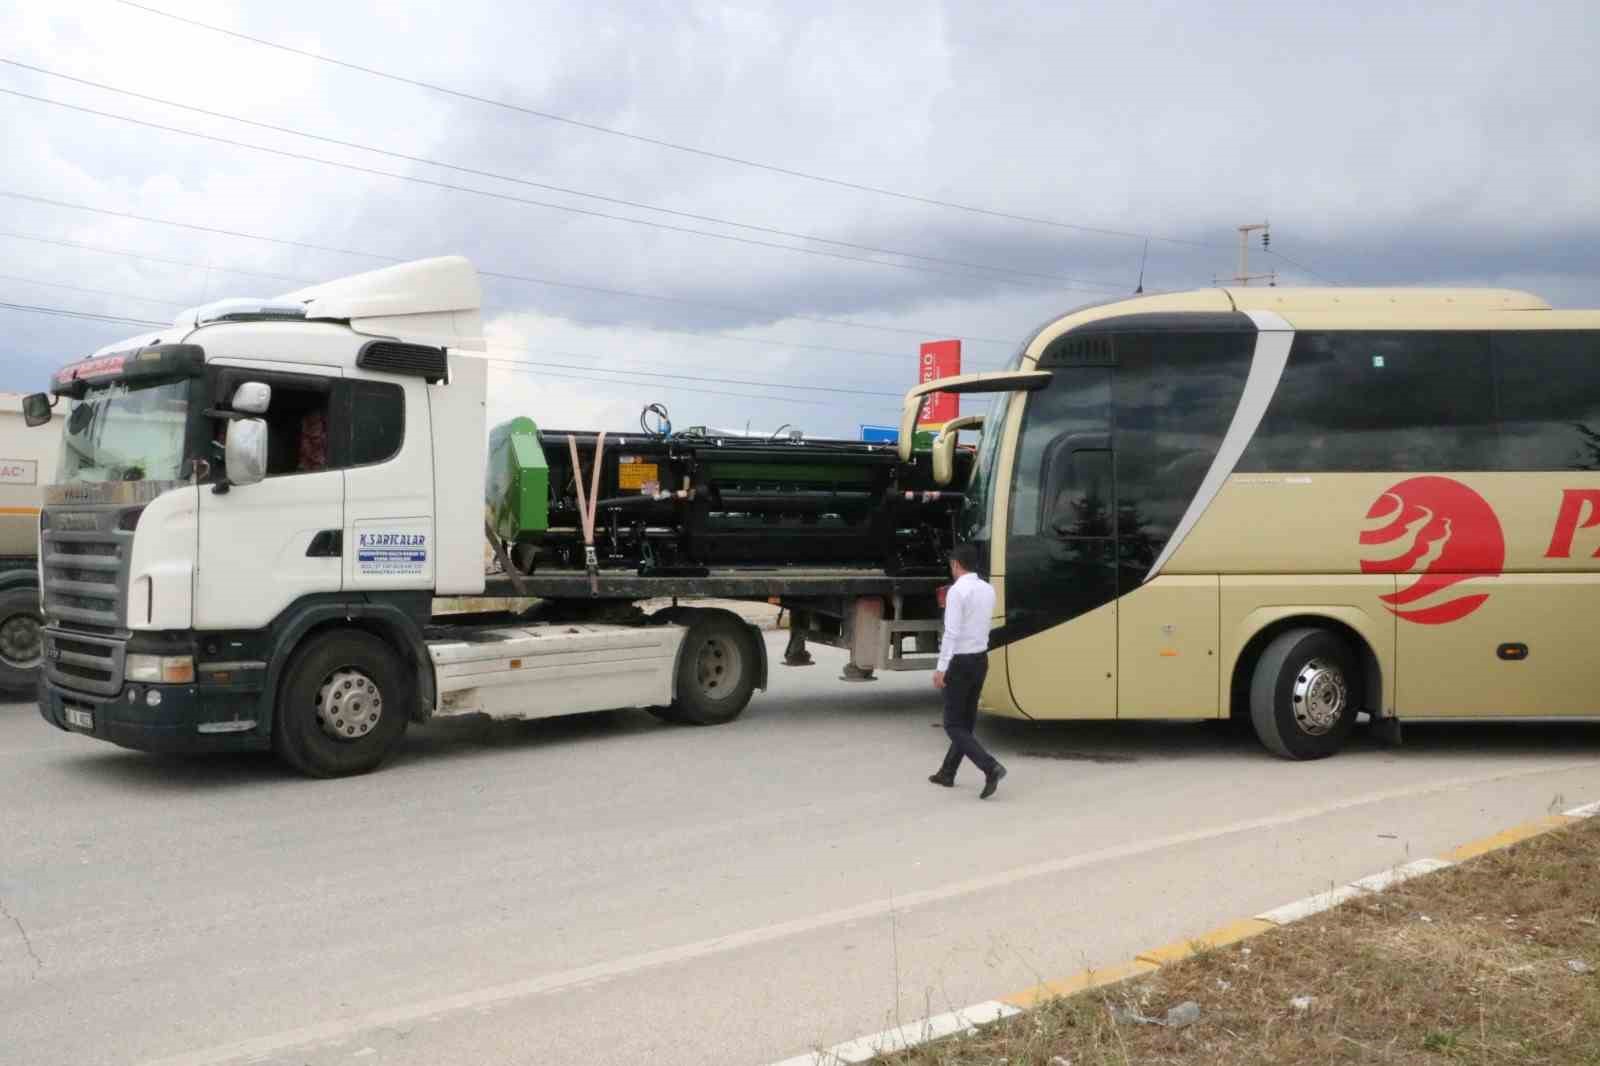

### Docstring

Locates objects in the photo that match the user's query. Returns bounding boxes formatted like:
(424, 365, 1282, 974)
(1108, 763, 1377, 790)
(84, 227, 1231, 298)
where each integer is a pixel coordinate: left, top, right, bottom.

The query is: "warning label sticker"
(617, 458, 659, 491)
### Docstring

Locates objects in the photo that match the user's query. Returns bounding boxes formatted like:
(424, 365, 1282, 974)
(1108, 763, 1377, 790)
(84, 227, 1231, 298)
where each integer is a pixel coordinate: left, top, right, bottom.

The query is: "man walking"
(929, 543, 1006, 799)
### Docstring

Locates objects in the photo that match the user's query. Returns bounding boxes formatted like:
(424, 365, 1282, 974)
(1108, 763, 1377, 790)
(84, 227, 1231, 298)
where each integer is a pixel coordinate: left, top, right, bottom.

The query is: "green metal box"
(486, 416, 549, 541)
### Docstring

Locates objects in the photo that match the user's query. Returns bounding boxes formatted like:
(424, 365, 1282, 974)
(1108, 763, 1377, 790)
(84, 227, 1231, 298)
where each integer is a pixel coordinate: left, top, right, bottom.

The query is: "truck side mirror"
(231, 382, 271, 414)
(224, 418, 269, 487)
(22, 393, 52, 428)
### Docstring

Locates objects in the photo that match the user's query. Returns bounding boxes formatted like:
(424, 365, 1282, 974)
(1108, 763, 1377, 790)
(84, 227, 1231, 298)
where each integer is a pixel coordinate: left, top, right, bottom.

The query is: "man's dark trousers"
(938, 652, 999, 778)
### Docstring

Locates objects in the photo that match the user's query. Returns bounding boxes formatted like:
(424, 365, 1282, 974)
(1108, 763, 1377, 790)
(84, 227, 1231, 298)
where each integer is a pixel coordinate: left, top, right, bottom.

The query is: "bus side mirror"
(231, 382, 271, 414)
(224, 419, 268, 487)
(22, 393, 52, 428)
(932, 430, 960, 486)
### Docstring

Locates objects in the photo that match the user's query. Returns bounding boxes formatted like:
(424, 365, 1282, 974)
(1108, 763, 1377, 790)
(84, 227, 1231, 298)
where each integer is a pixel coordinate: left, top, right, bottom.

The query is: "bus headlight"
(125, 654, 195, 684)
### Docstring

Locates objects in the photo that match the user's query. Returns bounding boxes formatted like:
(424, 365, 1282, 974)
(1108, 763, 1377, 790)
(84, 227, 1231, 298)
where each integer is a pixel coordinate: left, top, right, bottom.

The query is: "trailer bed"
(483, 567, 947, 601)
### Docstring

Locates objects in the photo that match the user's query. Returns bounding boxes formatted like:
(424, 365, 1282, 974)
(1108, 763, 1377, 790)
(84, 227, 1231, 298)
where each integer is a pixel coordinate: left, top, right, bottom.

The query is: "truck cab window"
(260, 385, 333, 477)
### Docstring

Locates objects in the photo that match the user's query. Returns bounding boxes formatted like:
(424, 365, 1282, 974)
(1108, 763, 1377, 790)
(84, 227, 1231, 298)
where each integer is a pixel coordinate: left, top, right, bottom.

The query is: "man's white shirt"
(937, 571, 995, 672)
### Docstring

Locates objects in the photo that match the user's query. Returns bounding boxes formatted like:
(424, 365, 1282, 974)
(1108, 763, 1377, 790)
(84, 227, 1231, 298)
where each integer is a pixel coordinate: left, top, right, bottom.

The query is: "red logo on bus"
(1359, 477, 1504, 625)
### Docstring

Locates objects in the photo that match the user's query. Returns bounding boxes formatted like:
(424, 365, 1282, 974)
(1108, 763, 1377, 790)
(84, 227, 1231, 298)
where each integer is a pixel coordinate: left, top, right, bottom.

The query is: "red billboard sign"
(918, 340, 960, 427)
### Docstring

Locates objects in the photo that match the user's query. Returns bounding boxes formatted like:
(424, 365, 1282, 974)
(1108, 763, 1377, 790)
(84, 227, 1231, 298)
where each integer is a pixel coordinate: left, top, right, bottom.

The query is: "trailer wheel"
(274, 630, 410, 777)
(0, 585, 43, 698)
(1249, 627, 1360, 760)
(670, 612, 758, 725)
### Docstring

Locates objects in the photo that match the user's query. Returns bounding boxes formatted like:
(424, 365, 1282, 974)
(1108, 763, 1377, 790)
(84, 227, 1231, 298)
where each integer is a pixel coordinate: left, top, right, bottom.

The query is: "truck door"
(342, 377, 435, 591)
(195, 362, 344, 630)
(1002, 367, 1119, 718)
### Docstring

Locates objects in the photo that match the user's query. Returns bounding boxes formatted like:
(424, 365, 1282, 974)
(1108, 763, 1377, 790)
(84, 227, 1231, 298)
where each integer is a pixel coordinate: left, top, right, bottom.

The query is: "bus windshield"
(58, 380, 190, 484)
(960, 390, 1011, 542)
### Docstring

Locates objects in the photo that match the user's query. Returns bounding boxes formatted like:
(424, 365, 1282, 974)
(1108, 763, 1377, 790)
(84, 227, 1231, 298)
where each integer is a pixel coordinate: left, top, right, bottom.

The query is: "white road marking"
(770, 1001, 1021, 1065)
(1348, 857, 1454, 894)
(136, 759, 1599, 1066)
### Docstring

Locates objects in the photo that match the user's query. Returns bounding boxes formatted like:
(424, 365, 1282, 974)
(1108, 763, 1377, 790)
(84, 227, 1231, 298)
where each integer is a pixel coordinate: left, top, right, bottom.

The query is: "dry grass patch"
(878, 817, 1600, 1065)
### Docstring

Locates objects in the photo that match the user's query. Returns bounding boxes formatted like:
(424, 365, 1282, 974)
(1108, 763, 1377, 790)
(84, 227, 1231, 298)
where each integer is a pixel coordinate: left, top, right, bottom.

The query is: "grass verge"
(877, 816, 1600, 1065)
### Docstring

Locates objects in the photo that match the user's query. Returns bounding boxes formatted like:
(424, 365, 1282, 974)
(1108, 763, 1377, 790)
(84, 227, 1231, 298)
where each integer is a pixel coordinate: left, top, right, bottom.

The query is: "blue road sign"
(859, 425, 899, 443)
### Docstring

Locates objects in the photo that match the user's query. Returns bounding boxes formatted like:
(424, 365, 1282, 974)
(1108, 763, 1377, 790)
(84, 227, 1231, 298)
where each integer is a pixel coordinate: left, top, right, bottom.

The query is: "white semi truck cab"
(26, 258, 788, 774)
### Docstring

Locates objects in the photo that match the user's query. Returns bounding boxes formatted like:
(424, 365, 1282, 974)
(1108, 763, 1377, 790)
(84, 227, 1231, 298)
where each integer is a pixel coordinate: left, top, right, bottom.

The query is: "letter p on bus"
(1545, 488, 1600, 558)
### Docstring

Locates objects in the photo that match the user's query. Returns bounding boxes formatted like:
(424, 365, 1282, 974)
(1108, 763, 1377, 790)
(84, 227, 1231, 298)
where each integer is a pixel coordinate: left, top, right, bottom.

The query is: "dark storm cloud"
(1, 0, 1595, 435)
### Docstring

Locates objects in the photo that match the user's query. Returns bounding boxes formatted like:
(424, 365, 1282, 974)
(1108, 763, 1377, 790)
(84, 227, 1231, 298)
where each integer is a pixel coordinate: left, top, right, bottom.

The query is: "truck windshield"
(58, 380, 189, 484)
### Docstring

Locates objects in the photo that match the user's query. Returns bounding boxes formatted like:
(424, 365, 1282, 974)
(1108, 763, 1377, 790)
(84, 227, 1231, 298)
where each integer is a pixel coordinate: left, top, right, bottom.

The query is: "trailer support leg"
(783, 617, 814, 667)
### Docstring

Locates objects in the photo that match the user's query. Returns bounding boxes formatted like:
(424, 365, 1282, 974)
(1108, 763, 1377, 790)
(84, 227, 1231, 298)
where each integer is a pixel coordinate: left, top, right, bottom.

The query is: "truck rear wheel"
(669, 611, 758, 725)
(1249, 627, 1360, 760)
(0, 585, 43, 698)
(274, 630, 409, 777)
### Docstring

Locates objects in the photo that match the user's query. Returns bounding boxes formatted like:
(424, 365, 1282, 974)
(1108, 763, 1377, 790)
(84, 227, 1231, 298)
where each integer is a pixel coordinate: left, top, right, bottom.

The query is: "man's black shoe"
(980, 764, 1007, 799)
(928, 773, 955, 787)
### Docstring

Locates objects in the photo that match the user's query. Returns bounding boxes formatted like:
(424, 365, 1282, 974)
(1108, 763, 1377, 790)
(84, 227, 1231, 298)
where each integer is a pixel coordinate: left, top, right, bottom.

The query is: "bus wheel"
(670, 611, 758, 725)
(1249, 627, 1359, 760)
(275, 630, 410, 777)
(0, 587, 43, 697)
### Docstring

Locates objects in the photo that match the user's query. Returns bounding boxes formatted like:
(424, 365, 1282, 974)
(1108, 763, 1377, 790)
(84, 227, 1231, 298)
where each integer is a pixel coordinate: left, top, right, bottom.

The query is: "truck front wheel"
(0, 585, 43, 698)
(670, 611, 759, 725)
(274, 630, 410, 777)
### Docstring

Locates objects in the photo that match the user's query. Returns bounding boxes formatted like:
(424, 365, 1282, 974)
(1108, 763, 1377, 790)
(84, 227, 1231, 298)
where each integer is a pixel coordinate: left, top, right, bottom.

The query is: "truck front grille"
(43, 534, 126, 630)
(40, 508, 135, 695)
(44, 630, 125, 696)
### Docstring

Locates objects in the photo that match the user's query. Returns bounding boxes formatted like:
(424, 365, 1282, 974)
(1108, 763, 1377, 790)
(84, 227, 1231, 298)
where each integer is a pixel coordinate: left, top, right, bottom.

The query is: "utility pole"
(1221, 222, 1276, 287)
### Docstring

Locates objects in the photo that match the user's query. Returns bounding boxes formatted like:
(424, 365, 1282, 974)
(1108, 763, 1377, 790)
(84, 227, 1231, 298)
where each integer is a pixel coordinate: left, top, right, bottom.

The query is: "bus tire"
(670, 611, 758, 726)
(274, 630, 410, 778)
(1249, 627, 1359, 760)
(0, 585, 43, 698)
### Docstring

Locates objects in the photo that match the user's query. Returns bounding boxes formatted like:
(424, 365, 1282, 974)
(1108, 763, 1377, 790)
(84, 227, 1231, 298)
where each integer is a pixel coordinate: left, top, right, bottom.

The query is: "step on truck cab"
(26, 257, 771, 775)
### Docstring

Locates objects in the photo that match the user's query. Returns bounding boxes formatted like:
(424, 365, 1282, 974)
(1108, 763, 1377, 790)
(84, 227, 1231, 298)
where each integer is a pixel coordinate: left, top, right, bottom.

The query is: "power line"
(111, 0, 1230, 251)
(0, 223, 983, 366)
(485, 350, 903, 399)
(0, 300, 166, 328)
(483, 358, 835, 408)
(1, 87, 1119, 293)
(0, 228, 315, 286)
(0, 58, 1129, 293)
(0, 280, 928, 397)
(0, 271, 187, 308)
(1, 190, 1019, 344)
(0, 297, 857, 407)
(1264, 247, 1340, 285)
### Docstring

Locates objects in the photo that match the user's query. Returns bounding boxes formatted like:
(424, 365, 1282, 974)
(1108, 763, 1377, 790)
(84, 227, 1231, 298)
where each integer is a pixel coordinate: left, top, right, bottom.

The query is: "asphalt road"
(3, 634, 1598, 1066)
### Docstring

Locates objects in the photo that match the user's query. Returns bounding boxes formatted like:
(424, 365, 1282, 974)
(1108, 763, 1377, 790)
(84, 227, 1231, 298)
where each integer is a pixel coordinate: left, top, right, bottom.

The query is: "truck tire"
(0, 584, 43, 698)
(669, 611, 759, 726)
(1249, 627, 1360, 760)
(274, 630, 410, 778)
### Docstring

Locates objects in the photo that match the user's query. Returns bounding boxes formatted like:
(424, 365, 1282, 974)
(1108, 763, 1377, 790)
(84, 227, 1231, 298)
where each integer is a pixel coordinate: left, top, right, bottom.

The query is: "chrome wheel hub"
(0, 613, 41, 669)
(1292, 658, 1347, 736)
(695, 635, 744, 699)
(316, 668, 384, 740)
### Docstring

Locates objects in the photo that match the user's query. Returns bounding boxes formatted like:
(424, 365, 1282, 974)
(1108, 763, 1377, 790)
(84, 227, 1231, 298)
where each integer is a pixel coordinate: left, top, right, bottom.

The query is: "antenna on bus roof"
(1134, 237, 1149, 294)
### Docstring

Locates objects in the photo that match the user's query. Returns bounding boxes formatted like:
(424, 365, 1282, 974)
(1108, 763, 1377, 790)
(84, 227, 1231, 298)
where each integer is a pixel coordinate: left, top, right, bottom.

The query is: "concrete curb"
(768, 798, 1600, 1066)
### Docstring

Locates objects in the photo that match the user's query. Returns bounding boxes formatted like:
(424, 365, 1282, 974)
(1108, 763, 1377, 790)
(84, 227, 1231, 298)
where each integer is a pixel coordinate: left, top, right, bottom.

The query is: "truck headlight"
(126, 654, 195, 684)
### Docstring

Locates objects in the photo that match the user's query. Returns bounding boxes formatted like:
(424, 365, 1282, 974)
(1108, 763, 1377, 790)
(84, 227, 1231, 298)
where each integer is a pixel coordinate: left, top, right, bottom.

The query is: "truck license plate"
(65, 707, 93, 731)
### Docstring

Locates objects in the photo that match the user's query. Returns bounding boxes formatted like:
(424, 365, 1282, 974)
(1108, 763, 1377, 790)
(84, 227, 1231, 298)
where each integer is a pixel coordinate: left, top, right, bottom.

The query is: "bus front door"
(1002, 435, 1119, 719)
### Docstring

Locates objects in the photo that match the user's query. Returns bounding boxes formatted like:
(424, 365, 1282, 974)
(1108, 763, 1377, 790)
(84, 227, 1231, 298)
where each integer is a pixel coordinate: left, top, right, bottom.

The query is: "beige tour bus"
(903, 287, 1600, 758)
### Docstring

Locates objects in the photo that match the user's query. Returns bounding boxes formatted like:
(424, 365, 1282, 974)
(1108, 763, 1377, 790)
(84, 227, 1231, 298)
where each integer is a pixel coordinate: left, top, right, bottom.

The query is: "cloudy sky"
(2, 0, 1595, 437)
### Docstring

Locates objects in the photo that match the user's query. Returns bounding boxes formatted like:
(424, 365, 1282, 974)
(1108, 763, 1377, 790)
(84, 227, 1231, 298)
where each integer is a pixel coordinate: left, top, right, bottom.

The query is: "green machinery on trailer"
(487, 416, 970, 580)
(482, 414, 975, 676)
